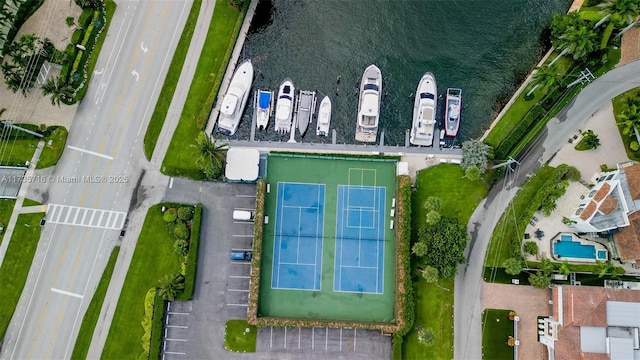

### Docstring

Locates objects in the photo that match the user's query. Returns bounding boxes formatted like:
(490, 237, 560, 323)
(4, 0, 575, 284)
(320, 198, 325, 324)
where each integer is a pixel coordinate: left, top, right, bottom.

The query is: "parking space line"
(230, 262, 251, 265)
(167, 325, 188, 329)
(298, 327, 301, 349)
(340, 328, 343, 351)
(228, 289, 249, 292)
(270, 326, 273, 348)
(229, 275, 250, 279)
(232, 234, 253, 237)
(354, 328, 357, 351)
(166, 338, 187, 342)
(168, 312, 189, 315)
(227, 303, 248, 307)
(231, 248, 252, 251)
(234, 221, 255, 224)
(284, 326, 287, 349)
(312, 327, 315, 349)
(236, 194, 257, 198)
(164, 351, 186, 355)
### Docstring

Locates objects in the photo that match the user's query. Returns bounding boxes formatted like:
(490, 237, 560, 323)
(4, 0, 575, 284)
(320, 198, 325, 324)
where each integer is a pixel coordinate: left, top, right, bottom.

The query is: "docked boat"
(355, 64, 382, 143)
(274, 78, 295, 133)
(296, 90, 317, 136)
(217, 59, 254, 135)
(444, 88, 462, 137)
(316, 96, 331, 136)
(410, 72, 437, 146)
(254, 89, 273, 131)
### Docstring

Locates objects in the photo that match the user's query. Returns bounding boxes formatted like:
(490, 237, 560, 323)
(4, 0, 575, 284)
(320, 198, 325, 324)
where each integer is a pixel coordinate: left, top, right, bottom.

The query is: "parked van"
(233, 210, 255, 221)
(230, 251, 252, 260)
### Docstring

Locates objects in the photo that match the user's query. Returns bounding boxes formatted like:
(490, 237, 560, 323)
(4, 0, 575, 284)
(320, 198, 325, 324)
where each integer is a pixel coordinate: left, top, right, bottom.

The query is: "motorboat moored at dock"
(410, 72, 437, 146)
(217, 59, 254, 136)
(296, 90, 317, 136)
(316, 96, 331, 136)
(355, 64, 382, 143)
(274, 78, 295, 133)
(444, 88, 462, 137)
(254, 89, 273, 131)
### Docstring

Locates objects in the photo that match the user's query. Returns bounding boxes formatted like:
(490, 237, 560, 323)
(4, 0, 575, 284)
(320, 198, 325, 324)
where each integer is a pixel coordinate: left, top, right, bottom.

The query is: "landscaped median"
(101, 203, 202, 360)
(161, 0, 248, 179)
(0, 212, 46, 342)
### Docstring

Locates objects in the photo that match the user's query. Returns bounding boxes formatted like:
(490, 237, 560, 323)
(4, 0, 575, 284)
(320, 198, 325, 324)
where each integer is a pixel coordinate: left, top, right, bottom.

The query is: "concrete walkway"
(0, 140, 45, 267)
(150, 0, 217, 167)
(204, 0, 259, 135)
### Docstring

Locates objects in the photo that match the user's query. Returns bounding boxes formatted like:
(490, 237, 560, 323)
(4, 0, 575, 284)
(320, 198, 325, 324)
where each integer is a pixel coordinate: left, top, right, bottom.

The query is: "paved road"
(454, 59, 640, 360)
(0, 1, 191, 359)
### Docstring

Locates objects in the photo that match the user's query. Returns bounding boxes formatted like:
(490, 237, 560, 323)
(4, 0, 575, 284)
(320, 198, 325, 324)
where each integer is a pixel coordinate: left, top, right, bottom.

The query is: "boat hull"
(274, 78, 295, 133)
(254, 89, 273, 131)
(316, 96, 331, 136)
(355, 64, 382, 143)
(297, 90, 316, 136)
(217, 59, 254, 135)
(410, 72, 437, 146)
(444, 88, 462, 137)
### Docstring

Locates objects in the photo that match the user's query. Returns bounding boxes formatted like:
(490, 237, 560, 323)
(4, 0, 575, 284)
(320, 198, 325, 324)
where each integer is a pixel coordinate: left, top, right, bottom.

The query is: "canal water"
(225, 0, 572, 146)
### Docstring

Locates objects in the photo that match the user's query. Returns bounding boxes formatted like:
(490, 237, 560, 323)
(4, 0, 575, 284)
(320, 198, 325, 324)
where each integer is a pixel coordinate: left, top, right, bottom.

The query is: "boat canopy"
(448, 103, 460, 119)
(420, 93, 435, 100)
(258, 91, 271, 109)
(220, 94, 239, 116)
(276, 103, 290, 120)
(363, 84, 379, 91)
(361, 93, 379, 116)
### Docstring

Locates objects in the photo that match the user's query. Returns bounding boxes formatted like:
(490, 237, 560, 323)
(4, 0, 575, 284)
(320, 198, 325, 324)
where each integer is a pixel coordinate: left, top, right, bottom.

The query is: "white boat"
(217, 59, 254, 135)
(254, 89, 273, 130)
(316, 96, 331, 136)
(355, 65, 382, 143)
(297, 90, 317, 136)
(444, 88, 462, 137)
(274, 78, 295, 133)
(410, 72, 437, 146)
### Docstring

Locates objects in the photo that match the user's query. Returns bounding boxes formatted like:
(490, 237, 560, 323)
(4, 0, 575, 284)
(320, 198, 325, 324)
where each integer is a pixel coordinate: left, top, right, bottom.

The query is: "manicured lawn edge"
(481, 309, 515, 360)
(143, 0, 201, 160)
(37, 126, 68, 169)
(224, 319, 257, 352)
(22, 198, 41, 207)
(70, 246, 120, 360)
(0, 212, 45, 341)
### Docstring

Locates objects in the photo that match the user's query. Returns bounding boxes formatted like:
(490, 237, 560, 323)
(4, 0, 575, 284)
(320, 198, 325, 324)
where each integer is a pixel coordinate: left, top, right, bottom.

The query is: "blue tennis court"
(271, 182, 325, 291)
(334, 185, 386, 294)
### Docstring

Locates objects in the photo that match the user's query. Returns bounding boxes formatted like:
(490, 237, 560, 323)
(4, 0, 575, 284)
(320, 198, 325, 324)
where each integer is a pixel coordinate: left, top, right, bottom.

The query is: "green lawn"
(481, 309, 515, 360)
(161, 0, 244, 179)
(612, 87, 640, 161)
(0, 199, 16, 245)
(484, 165, 555, 269)
(70, 246, 120, 360)
(37, 126, 68, 169)
(22, 198, 41, 207)
(144, 0, 201, 160)
(0, 212, 45, 341)
(403, 164, 488, 359)
(101, 204, 182, 359)
(0, 138, 39, 166)
(224, 320, 257, 353)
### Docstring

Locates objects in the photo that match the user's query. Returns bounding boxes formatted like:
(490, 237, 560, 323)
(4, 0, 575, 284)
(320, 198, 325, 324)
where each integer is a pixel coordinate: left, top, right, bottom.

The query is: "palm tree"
(618, 104, 640, 137)
(531, 65, 562, 92)
(157, 273, 185, 301)
(598, 0, 639, 27)
(41, 77, 75, 106)
(194, 132, 228, 179)
(557, 25, 599, 61)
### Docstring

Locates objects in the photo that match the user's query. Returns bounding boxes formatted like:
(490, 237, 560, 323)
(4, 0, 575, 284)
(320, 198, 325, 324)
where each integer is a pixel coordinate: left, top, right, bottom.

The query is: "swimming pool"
(554, 234, 607, 260)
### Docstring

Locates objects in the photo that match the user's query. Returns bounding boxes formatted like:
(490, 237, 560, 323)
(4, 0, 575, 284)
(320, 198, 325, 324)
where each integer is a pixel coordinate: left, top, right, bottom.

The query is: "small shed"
(225, 148, 260, 182)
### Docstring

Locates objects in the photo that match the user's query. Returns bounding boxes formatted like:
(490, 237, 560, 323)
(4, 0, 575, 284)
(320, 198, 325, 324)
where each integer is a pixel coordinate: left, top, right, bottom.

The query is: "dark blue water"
(226, 0, 572, 145)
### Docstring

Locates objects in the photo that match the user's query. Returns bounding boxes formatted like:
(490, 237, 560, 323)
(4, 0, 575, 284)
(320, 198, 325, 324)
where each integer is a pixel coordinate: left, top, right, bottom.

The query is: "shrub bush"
(179, 205, 202, 300)
(524, 241, 539, 256)
(78, 8, 93, 28)
(172, 222, 189, 240)
(162, 208, 177, 222)
(248, 180, 266, 325)
(177, 206, 193, 221)
(140, 288, 156, 356)
(173, 239, 189, 256)
(71, 29, 84, 44)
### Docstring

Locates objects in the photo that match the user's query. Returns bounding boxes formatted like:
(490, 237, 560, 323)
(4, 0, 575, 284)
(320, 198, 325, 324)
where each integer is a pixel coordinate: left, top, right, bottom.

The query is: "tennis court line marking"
(279, 261, 316, 266)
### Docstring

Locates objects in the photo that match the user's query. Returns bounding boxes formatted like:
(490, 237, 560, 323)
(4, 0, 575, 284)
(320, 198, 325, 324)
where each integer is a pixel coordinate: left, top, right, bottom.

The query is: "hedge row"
(507, 164, 580, 258)
(494, 105, 545, 160)
(392, 175, 415, 360)
(140, 288, 156, 359)
(149, 294, 166, 360)
(196, 1, 249, 130)
(178, 204, 202, 300)
(270, 151, 401, 162)
(247, 179, 266, 325)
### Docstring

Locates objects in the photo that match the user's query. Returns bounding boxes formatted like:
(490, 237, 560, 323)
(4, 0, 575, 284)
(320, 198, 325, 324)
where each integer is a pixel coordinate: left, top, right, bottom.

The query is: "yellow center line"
(45, 296, 70, 359)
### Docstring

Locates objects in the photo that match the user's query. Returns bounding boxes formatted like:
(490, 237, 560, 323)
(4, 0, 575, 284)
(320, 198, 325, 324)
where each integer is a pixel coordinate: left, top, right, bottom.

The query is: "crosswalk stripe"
(45, 204, 127, 230)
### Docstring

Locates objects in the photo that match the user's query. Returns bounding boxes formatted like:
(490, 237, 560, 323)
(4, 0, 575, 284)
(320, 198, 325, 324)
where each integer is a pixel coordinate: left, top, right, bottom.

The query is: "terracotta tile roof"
(593, 183, 610, 202)
(554, 337, 581, 360)
(615, 211, 640, 262)
(580, 201, 597, 221)
(599, 195, 618, 215)
(624, 163, 640, 200)
(583, 353, 611, 360)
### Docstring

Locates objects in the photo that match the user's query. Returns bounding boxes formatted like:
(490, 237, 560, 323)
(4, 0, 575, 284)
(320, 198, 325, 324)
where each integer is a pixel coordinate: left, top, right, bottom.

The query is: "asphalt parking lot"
(159, 179, 391, 359)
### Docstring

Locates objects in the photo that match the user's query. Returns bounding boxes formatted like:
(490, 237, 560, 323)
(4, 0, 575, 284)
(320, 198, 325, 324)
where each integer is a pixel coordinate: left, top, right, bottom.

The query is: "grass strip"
(101, 204, 182, 359)
(70, 246, 120, 360)
(224, 319, 257, 352)
(37, 126, 68, 169)
(481, 309, 514, 360)
(0, 199, 16, 245)
(22, 198, 41, 207)
(161, 0, 244, 179)
(143, 0, 201, 160)
(0, 212, 45, 341)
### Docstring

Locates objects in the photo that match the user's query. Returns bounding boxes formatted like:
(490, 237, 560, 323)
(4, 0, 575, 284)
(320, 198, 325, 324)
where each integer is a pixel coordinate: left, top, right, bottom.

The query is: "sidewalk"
(150, 0, 217, 167)
(0, 139, 45, 268)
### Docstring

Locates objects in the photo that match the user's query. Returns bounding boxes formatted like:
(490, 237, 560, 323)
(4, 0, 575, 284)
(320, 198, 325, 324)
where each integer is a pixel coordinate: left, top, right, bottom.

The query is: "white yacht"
(254, 89, 273, 130)
(217, 59, 254, 135)
(355, 65, 382, 143)
(410, 72, 437, 146)
(274, 78, 295, 133)
(316, 96, 331, 136)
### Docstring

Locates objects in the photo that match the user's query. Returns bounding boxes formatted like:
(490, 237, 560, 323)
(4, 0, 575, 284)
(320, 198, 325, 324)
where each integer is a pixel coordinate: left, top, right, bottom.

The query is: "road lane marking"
(169, 177, 174, 189)
(67, 145, 114, 160)
(50, 288, 83, 299)
(47, 204, 126, 230)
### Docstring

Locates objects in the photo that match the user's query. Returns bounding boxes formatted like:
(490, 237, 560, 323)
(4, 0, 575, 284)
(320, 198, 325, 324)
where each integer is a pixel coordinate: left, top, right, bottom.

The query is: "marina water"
(226, 0, 572, 146)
